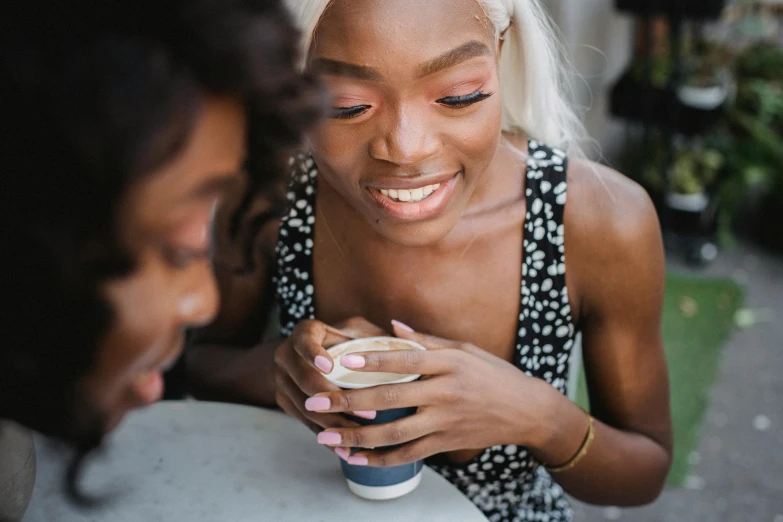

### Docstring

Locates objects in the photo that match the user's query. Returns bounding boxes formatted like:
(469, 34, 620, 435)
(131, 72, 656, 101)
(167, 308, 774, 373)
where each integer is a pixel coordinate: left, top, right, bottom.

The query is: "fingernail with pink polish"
(334, 447, 350, 461)
(391, 320, 415, 333)
(317, 432, 342, 445)
(314, 356, 333, 374)
(353, 411, 377, 420)
(340, 354, 365, 369)
(305, 397, 331, 412)
(347, 456, 369, 466)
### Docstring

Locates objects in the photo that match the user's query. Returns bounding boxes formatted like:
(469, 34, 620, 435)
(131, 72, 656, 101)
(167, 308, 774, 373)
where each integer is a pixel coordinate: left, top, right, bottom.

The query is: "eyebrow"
(417, 40, 493, 78)
(310, 58, 382, 81)
(310, 40, 493, 83)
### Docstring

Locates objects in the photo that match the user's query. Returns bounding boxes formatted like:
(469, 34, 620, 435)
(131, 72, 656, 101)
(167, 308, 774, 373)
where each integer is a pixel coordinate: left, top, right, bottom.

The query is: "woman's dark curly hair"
(0, 0, 321, 497)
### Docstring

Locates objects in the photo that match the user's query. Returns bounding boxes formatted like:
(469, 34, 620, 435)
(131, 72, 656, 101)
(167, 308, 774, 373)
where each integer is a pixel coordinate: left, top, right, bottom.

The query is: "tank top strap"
(274, 152, 318, 337)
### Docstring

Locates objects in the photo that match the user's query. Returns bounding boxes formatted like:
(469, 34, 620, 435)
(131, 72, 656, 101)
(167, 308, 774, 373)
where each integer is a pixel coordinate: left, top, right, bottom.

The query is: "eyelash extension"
(437, 90, 494, 109)
(329, 90, 492, 119)
(330, 105, 372, 120)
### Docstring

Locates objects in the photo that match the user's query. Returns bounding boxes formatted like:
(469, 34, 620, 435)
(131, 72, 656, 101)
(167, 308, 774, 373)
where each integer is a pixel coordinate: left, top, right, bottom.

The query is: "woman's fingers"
(289, 320, 352, 374)
(338, 347, 457, 378)
(349, 435, 444, 468)
(276, 372, 358, 430)
(277, 338, 341, 396)
(305, 379, 452, 414)
(279, 346, 339, 397)
(276, 392, 321, 435)
(289, 318, 388, 374)
(391, 322, 459, 350)
(333, 316, 388, 339)
(316, 412, 437, 450)
(391, 322, 495, 361)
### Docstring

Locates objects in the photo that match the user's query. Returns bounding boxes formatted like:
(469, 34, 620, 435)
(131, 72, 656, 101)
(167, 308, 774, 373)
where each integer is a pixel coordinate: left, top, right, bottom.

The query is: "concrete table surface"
(24, 401, 488, 522)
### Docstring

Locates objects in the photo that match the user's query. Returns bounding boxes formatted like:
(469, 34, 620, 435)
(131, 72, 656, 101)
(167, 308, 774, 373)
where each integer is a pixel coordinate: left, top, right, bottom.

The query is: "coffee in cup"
(323, 337, 426, 500)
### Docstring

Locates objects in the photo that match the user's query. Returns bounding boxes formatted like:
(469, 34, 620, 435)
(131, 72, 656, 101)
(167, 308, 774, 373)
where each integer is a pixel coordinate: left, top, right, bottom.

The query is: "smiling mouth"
(365, 172, 460, 222)
(378, 183, 442, 203)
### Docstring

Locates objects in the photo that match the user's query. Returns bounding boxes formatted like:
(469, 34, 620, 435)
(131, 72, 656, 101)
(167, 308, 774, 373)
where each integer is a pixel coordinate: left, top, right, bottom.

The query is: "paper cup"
(324, 337, 426, 500)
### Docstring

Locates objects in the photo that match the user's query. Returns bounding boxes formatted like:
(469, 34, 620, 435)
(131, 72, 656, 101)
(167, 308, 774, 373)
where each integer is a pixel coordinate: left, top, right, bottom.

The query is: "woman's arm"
(529, 160, 671, 505)
(187, 177, 283, 407)
(187, 339, 280, 406)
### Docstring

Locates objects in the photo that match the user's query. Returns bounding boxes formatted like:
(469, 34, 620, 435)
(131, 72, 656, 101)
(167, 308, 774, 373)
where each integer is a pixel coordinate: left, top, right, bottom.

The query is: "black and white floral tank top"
(275, 140, 578, 522)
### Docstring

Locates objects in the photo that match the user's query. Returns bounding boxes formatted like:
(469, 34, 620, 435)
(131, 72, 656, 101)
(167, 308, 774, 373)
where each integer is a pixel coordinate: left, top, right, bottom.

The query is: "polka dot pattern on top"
(275, 139, 578, 522)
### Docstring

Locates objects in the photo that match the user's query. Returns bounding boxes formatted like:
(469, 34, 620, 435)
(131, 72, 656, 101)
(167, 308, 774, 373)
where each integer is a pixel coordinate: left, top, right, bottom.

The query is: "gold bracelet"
(544, 414, 595, 474)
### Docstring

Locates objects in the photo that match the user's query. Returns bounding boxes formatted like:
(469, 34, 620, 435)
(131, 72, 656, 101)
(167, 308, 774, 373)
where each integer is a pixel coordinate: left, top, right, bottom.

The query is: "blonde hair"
(284, 0, 588, 157)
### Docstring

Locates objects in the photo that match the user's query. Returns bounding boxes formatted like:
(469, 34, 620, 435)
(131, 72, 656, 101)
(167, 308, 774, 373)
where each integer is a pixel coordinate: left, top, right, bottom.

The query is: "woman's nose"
(369, 105, 441, 166)
(177, 263, 220, 328)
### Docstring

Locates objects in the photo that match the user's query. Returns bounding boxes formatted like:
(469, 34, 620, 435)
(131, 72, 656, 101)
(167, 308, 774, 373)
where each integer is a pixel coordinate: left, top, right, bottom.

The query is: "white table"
(24, 401, 488, 521)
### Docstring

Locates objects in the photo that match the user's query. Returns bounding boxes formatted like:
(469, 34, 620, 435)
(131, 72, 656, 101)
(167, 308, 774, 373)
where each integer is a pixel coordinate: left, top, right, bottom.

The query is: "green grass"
(574, 274, 744, 486)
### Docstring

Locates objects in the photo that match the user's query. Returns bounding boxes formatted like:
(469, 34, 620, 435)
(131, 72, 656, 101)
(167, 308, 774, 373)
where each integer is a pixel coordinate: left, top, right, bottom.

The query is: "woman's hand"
(305, 322, 560, 467)
(273, 317, 387, 434)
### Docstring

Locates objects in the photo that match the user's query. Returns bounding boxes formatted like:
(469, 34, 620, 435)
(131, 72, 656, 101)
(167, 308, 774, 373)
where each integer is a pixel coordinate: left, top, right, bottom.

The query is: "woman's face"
(77, 97, 246, 433)
(309, 0, 503, 245)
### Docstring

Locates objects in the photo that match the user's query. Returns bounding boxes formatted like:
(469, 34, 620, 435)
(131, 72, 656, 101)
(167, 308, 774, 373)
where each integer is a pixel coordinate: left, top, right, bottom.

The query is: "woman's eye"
(437, 90, 494, 109)
(329, 105, 372, 120)
(164, 245, 212, 269)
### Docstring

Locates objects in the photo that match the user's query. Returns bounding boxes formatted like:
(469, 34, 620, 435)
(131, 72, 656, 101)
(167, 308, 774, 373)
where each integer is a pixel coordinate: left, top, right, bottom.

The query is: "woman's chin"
(371, 218, 458, 248)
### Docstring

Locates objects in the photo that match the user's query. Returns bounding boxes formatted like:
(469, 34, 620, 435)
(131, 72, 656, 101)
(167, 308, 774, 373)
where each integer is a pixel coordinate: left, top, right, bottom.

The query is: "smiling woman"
(188, 1, 673, 521)
(0, 0, 320, 504)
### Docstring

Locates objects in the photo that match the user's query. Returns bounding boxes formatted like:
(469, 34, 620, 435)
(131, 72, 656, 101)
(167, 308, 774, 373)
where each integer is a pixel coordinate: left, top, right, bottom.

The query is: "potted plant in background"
(721, 42, 783, 252)
(735, 40, 783, 82)
(678, 40, 734, 110)
(617, 132, 725, 265)
(612, 1, 783, 259)
(667, 146, 725, 211)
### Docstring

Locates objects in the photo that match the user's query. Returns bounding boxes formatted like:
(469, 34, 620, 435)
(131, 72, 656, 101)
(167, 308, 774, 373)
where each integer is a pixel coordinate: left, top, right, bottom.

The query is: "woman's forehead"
(313, 0, 495, 63)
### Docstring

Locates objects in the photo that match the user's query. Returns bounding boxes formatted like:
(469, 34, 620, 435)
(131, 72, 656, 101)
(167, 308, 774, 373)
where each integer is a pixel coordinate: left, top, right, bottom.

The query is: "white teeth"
(379, 183, 441, 202)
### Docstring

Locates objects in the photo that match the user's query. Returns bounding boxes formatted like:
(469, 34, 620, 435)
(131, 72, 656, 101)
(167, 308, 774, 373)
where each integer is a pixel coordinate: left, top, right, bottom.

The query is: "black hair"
(0, 0, 321, 503)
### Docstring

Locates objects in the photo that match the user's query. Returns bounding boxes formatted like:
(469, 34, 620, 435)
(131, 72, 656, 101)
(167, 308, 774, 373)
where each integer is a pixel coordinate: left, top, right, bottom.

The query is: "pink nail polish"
(341, 354, 365, 369)
(334, 447, 350, 461)
(305, 397, 331, 412)
(391, 320, 415, 333)
(314, 355, 333, 374)
(317, 432, 342, 445)
(353, 411, 377, 420)
(347, 456, 369, 466)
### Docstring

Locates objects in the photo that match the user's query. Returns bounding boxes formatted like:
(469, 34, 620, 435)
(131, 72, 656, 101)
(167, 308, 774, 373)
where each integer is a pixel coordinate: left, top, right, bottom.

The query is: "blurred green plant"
(620, 40, 783, 248)
(735, 42, 783, 82)
(671, 147, 725, 195)
(683, 39, 735, 88)
(725, 43, 783, 204)
(630, 53, 672, 89)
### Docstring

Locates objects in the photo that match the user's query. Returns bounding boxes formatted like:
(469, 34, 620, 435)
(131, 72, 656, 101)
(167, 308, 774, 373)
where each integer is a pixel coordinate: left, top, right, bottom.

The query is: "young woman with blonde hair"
(190, 1, 673, 519)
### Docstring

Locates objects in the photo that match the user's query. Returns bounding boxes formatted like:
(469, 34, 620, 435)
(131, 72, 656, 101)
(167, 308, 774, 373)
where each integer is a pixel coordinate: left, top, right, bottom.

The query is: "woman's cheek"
(450, 99, 504, 168)
(308, 121, 357, 161)
(308, 126, 366, 182)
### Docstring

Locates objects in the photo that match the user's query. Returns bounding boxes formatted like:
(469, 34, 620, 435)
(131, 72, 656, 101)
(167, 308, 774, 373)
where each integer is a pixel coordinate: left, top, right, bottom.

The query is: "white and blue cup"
(324, 337, 426, 500)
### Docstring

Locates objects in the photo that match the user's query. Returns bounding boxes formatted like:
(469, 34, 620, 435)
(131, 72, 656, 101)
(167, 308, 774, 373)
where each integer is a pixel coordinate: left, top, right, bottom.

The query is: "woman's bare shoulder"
(564, 158, 665, 317)
(566, 158, 659, 247)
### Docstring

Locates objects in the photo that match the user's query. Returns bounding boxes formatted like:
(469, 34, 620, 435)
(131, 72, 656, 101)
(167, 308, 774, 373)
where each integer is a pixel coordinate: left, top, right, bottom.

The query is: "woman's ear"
(498, 20, 512, 55)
